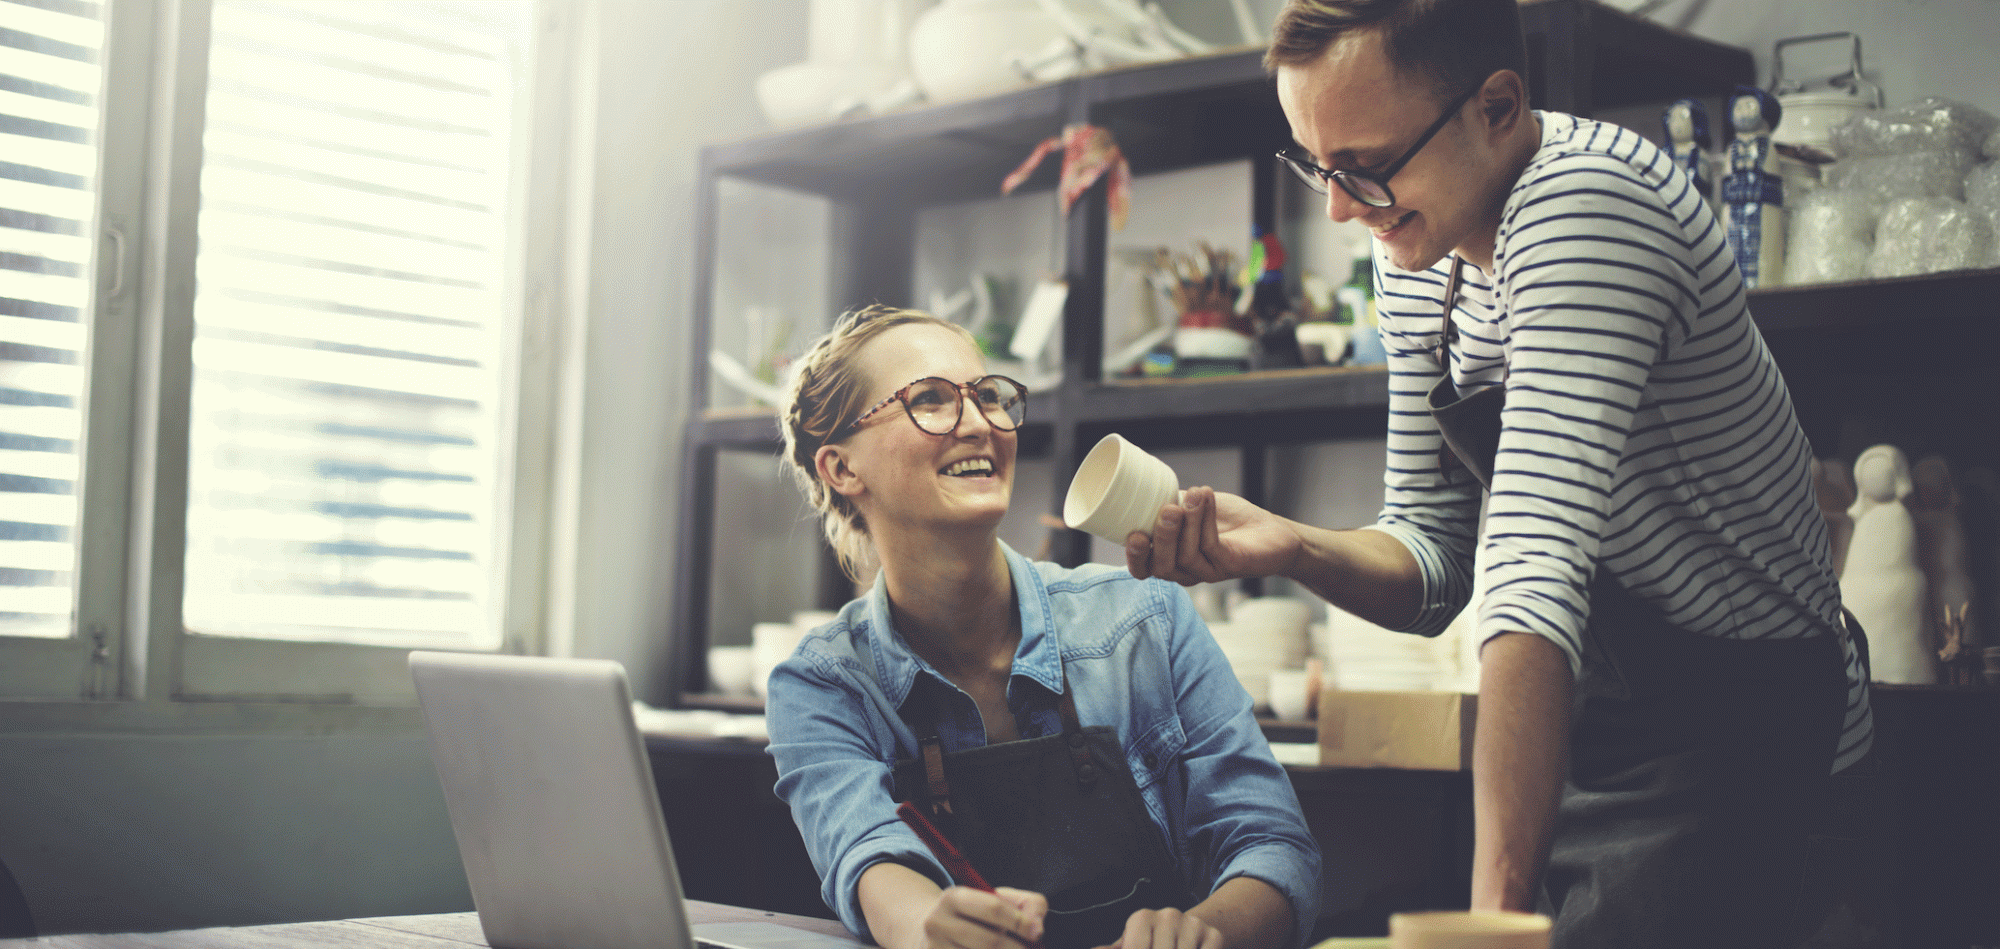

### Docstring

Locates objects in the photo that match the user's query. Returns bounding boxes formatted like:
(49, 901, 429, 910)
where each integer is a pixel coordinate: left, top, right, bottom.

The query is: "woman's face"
(839, 323, 1016, 537)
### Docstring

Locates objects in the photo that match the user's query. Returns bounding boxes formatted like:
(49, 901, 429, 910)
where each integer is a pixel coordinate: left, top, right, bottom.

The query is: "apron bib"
(1428, 256, 1848, 949)
(891, 676, 1187, 949)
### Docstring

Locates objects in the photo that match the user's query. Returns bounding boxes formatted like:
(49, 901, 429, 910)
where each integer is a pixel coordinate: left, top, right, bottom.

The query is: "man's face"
(1276, 29, 1487, 274)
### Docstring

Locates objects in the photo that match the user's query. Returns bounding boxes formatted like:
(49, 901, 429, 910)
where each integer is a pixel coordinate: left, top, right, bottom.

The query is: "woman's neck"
(879, 532, 1018, 679)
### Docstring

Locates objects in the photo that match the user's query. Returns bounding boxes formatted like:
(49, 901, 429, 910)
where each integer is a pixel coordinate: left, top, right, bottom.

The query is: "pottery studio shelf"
(674, 2, 1770, 704)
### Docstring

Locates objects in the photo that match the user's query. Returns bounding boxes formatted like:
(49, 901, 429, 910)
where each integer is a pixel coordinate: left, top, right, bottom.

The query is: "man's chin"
(1384, 244, 1450, 274)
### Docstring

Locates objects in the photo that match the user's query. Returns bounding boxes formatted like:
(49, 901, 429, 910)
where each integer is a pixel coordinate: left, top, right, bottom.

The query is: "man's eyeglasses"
(836, 375, 1029, 441)
(1277, 84, 1481, 209)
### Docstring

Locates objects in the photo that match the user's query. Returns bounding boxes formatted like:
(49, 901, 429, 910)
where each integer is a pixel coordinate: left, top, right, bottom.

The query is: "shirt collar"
(864, 541, 1065, 711)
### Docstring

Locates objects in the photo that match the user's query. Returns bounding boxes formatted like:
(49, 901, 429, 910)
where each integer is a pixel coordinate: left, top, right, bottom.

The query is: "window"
(0, 0, 568, 702)
(184, 0, 526, 648)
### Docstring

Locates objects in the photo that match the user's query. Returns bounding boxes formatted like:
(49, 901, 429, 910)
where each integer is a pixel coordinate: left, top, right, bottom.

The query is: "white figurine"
(1842, 445, 1936, 685)
(1908, 455, 1979, 667)
(1663, 98, 1714, 210)
(1723, 85, 1787, 288)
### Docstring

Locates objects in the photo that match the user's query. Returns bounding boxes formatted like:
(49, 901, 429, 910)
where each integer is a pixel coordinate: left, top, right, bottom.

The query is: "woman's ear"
(816, 444, 865, 499)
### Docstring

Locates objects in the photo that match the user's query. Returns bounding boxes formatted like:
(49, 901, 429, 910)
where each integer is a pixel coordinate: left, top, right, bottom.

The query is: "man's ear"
(816, 444, 865, 499)
(1478, 69, 1528, 136)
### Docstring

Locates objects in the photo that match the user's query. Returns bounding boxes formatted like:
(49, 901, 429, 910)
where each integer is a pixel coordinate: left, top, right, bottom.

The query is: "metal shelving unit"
(671, 0, 1762, 705)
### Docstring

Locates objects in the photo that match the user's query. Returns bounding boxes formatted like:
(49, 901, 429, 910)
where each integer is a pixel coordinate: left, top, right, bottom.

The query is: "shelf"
(706, 81, 1068, 204)
(1749, 266, 2000, 334)
(1518, 0, 1754, 114)
(704, 48, 1281, 206)
(1082, 48, 1287, 178)
(1068, 366, 1390, 448)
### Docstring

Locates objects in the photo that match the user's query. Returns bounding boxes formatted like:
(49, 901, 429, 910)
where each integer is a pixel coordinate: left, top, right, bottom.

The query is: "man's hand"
(1097, 907, 1224, 949)
(919, 886, 1047, 949)
(1124, 487, 1301, 585)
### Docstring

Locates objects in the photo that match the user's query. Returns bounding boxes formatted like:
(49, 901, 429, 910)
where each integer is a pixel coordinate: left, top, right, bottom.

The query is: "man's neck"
(1460, 111, 1542, 275)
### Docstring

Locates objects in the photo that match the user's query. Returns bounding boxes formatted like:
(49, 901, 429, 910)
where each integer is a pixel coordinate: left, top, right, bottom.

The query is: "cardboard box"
(1316, 689, 1477, 771)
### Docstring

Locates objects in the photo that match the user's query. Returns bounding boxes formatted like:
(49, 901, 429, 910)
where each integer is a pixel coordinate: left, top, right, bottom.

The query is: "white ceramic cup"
(707, 645, 756, 696)
(1063, 433, 1180, 545)
(1389, 911, 1551, 949)
(1267, 668, 1313, 722)
(752, 621, 805, 699)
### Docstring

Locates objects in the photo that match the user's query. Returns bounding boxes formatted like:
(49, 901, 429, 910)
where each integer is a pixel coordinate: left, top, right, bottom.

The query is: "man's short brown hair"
(1265, 0, 1528, 103)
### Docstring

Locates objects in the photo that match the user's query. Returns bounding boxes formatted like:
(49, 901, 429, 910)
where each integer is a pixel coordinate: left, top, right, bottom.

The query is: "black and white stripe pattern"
(1369, 112, 1871, 772)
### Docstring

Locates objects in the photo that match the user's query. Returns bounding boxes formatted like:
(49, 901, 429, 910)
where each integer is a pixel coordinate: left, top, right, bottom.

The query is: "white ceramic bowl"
(908, 0, 1065, 103)
(1174, 326, 1253, 360)
(755, 60, 907, 128)
(1063, 433, 1180, 545)
(1777, 92, 1876, 157)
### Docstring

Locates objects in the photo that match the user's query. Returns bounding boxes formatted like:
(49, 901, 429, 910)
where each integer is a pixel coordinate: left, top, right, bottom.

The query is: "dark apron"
(1427, 257, 1848, 949)
(891, 675, 1188, 949)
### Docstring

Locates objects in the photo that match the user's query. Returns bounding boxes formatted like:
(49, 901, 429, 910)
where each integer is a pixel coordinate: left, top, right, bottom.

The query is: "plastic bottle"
(1341, 245, 1386, 365)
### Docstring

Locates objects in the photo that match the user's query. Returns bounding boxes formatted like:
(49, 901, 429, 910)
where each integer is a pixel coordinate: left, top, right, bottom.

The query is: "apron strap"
(920, 736, 953, 816)
(902, 667, 1097, 816)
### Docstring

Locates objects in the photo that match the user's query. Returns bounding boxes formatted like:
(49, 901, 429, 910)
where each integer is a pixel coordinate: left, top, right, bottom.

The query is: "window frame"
(0, 0, 577, 704)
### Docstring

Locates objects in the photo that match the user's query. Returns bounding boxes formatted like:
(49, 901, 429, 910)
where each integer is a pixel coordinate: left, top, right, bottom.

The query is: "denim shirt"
(765, 543, 1321, 946)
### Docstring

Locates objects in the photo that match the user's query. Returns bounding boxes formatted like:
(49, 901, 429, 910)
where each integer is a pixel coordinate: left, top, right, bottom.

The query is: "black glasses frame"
(834, 374, 1029, 442)
(1277, 85, 1482, 208)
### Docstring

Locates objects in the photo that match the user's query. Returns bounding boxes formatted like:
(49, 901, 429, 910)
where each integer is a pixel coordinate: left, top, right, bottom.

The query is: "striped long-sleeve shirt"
(1367, 111, 1872, 772)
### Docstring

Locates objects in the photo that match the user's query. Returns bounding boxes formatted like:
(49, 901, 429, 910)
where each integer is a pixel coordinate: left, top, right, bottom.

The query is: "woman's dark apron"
(891, 675, 1188, 949)
(1427, 257, 1849, 949)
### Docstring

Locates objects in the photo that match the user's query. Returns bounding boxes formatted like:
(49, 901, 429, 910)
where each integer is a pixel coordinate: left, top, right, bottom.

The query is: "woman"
(766, 306, 1319, 949)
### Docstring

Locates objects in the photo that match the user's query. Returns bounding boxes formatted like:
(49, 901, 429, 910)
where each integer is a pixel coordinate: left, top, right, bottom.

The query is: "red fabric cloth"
(1001, 124, 1131, 230)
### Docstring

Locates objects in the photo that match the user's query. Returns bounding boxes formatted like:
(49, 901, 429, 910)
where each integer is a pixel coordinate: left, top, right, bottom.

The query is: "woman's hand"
(918, 886, 1047, 949)
(1125, 487, 1300, 586)
(1098, 907, 1225, 949)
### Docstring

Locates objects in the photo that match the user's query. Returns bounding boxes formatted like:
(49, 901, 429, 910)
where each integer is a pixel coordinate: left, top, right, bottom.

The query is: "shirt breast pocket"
(1124, 720, 1184, 793)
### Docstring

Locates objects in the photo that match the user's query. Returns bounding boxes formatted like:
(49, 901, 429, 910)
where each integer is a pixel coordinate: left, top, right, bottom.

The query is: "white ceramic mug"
(1266, 668, 1313, 722)
(752, 621, 806, 699)
(707, 645, 756, 696)
(1389, 911, 1551, 949)
(1063, 433, 1180, 545)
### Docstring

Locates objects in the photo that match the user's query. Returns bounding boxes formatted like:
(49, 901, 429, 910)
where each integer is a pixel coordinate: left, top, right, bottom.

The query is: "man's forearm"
(1187, 876, 1294, 949)
(1470, 631, 1573, 913)
(1278, 522, 1423, 630)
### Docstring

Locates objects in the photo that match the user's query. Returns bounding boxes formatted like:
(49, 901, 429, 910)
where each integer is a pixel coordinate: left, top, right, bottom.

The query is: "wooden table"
(0, 900, 857, 948)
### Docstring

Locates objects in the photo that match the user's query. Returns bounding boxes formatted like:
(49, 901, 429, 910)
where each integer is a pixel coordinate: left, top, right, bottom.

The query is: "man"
(1126, 2, 1871, 946)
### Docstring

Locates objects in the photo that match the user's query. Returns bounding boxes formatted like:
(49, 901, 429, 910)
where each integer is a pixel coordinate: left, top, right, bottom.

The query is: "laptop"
(410, 650, 869, 949)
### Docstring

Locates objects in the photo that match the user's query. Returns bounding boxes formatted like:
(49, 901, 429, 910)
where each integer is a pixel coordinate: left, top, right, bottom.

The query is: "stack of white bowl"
(1209, 596, 1314, 711)
(1313, 603, 1462, 692)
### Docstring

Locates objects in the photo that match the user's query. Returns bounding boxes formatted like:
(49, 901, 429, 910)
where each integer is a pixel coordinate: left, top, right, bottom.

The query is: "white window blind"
(183, 0, 529, 647)
(0, 0, 103, 640)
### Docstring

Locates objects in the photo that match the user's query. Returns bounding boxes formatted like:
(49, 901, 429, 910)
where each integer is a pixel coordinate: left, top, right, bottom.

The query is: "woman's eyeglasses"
(837, 375, 1029, 441)
(1276, 84, 1480, 209)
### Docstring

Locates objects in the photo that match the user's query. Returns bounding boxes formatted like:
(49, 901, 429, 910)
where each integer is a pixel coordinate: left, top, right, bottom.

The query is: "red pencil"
(896, 801, 994, 890)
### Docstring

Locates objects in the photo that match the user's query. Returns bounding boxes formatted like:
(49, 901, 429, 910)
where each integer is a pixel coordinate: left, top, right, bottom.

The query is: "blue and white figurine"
(1663, 98, 1713, 210)
(1722, 85, 1787, 288)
